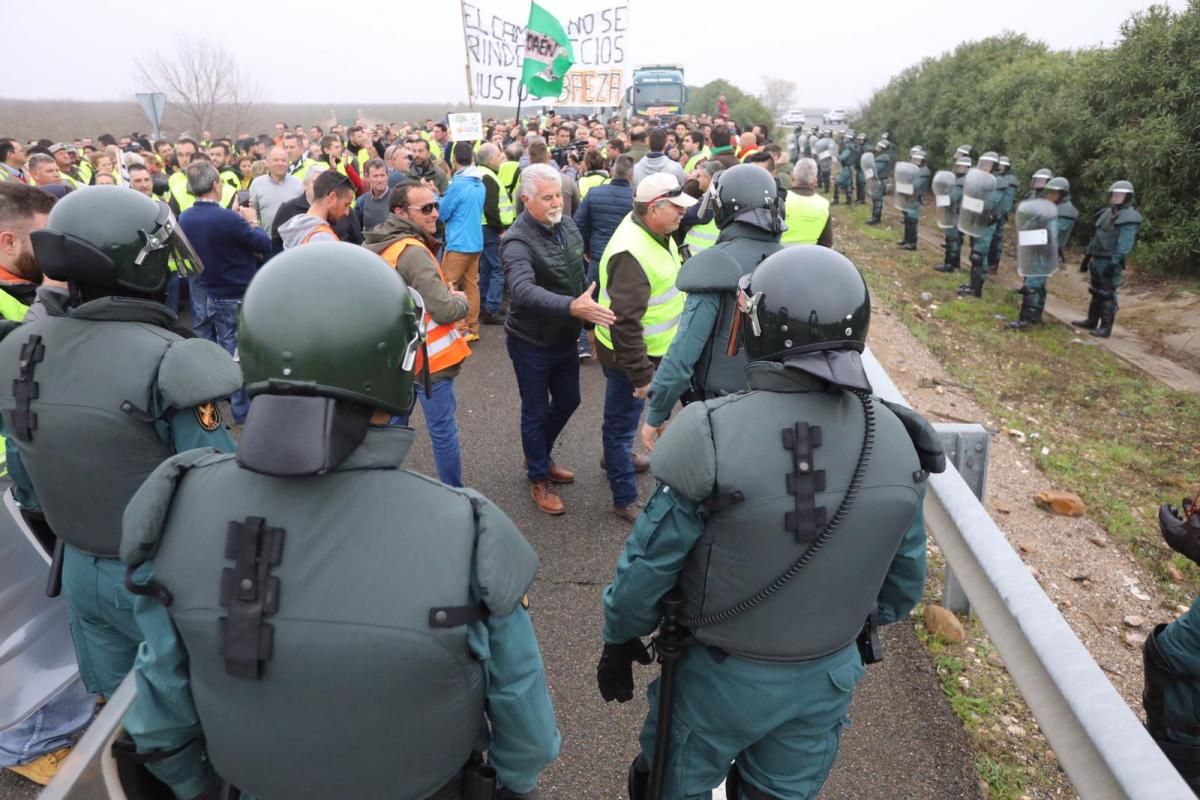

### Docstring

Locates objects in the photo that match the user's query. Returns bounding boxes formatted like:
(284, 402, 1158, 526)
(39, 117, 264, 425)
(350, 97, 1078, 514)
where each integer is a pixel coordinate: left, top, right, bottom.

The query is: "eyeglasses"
(647, 187, 684, 204)
(408, 202, 439, 215)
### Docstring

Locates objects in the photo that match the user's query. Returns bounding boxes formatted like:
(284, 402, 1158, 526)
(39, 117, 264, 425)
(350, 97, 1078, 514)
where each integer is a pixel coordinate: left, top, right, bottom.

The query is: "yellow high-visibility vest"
(478, 166, 516, 226)
(595, 214, 686, 357)
(781, 191, 831, 245)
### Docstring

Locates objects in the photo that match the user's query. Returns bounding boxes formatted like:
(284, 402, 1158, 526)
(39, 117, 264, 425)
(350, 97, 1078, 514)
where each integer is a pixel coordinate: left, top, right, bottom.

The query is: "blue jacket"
(573, 178, 633, 264)
(440, 167, 486, 253)
(179, 201, 272, 300)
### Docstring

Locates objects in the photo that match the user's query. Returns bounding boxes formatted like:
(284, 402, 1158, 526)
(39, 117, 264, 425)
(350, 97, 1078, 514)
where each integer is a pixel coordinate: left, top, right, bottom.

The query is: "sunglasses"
(408, 202, 439, 215)
(648, 187, 684, 203)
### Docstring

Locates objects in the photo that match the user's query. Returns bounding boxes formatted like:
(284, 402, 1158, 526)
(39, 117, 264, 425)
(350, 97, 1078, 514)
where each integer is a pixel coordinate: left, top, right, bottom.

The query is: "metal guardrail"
(863, 347, 1194, 799)
(35, 349, 1194, 799)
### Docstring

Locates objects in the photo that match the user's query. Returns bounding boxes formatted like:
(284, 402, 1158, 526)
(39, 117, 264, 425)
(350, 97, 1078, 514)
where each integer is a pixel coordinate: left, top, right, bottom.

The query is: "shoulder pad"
(120, 448, 232, 566)
(1116, 207, 1143, 226)
(880, 399, 946, 474)
(1058, 202, 1079, 220)
(465, 488, 539, 617)
(676, 246, 743, 292)
(158, 338, 243, 409)
(649, 401, 717, 502)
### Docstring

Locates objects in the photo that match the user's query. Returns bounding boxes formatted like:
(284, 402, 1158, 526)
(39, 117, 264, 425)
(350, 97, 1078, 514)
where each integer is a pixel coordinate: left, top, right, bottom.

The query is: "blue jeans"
(390, 378, 462, 487)
(479, 228, 505, 314)
(506, 335, 581, 482)
(601, 366, 645, 507)
(0, 678, 95, 767)
(207, 295, 249, 424)
(188, 277, 214, 341)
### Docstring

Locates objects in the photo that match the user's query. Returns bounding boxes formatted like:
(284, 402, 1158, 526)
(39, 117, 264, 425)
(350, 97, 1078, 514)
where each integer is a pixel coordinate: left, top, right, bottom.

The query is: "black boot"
(1007, 288, 1037, 330)
(900, 218, 917, 250)
(866, 199, 881, 224)
(627, 755, 649, 800)
(833, 185, 841, 204)
(958, 254, 984, 297)
(1091, 298, 1117, 338)
(1071, 289, 1103, 329)
(934, 239, 958, 272)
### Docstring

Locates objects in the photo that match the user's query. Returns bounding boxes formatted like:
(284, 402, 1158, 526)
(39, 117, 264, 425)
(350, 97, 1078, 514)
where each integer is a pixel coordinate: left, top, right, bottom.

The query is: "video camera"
(551, 139, 588, 167)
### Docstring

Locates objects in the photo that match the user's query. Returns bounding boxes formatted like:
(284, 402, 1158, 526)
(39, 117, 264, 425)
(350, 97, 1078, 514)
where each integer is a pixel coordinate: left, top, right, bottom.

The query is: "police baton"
(647, 588, 690, 800)
(46, 539, 65, 598)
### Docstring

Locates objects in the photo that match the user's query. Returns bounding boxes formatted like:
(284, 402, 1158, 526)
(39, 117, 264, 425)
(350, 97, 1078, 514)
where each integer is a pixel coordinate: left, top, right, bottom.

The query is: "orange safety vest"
(301, 223, 337, 244)
(379, 237, 472, 375)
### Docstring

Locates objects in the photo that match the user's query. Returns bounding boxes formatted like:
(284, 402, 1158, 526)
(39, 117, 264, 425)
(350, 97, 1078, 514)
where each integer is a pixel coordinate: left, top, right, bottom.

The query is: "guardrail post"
(933, 424, 990, 616)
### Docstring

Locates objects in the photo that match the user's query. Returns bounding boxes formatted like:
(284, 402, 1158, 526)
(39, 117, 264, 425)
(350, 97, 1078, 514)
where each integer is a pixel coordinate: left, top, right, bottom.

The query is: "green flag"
(521, 2, 575, 99)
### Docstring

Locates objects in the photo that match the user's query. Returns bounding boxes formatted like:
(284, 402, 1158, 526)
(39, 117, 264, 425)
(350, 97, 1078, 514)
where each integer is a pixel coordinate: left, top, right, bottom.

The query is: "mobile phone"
(237, 190, 250, 207)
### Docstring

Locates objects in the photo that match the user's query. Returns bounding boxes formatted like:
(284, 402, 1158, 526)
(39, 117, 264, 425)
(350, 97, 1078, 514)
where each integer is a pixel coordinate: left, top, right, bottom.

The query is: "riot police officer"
(119, 243, 560, 799)
(987, 156, 1018, 274)
(957, 152, 1004, 297)
(1025, 168, 1054, 201)
(834, 133, 855, 205)
(934, 156, 971, 273)
(641, 164, 784, 451)
(1072, 180, 1142, 338)
(854, 133, 868, 204)
(598, 245, 944, 799)
(1009, 176, 1078, 331)
(1144, 499, 1200, 792)
(865, 140, 892, 225)
(0, 186, 240, 703)
(897, 147, 930, 251)
(815, 131, 834, 194)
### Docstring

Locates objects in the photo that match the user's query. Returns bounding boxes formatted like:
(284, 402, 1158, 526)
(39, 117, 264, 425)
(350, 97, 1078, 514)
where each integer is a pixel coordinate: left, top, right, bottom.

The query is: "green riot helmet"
(856, 133, 866, 143)
(978, 151, 999, 171)
(1108, 180, 1134, 204)
(30, 185, 201, 295)
(737, 245, 872, 391)
(1031, 168, 1053, 190)
(954, 157, 972, 173)
(954, 144, 972, 159)
(237, 242, 423, 417)
(1045, 176, 1070, 194)
(710, 163, 784, 234)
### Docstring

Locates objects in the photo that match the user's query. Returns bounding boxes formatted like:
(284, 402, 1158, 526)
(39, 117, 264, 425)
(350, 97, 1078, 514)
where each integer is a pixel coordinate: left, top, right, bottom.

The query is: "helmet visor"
(139, 202, 204, 279)
(401, 286, 427, 373)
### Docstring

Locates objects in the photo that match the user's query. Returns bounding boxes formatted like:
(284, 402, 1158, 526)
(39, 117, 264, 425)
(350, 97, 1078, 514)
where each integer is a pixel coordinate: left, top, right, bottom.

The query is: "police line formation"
(0, 112, 1194, 800)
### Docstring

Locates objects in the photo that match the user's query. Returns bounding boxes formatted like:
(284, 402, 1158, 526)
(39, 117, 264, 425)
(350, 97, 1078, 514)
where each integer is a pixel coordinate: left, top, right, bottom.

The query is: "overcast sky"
(1, 0, 1187, 108)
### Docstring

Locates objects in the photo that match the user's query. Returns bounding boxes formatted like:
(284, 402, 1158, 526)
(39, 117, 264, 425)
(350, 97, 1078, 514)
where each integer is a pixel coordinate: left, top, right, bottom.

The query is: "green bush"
(854, 5, 1200, 275)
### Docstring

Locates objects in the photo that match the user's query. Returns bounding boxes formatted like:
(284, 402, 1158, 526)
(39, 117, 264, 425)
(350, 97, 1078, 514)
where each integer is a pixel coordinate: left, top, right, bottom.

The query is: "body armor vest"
(0, 300, 183, 555)
(676, 388, 923, 662)
(1087, 206, 1142, 258)
(692, 233, 783, 398)
(150, 453, 487, 800)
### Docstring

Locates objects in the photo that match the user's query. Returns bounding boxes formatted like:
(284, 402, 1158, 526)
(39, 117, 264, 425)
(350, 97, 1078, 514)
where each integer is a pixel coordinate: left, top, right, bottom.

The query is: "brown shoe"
(600, 453, 651, 474)
(523, 458, 575, 484)
(547, 461, 575, 484)
(531, 480, 565, 515)
(612, 502, 643, 523)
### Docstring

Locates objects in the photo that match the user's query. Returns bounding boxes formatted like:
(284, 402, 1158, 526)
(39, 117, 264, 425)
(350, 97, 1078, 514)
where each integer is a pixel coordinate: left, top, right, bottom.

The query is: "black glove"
(1160, 503, 1200, 566)
(1080, 253, 1092, 273)
(597, 639, 653, 703)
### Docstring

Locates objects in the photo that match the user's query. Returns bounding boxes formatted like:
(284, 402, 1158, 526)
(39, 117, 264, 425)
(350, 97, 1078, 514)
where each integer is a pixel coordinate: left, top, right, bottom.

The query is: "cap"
(48, 143, 74, 154)
(634, 173, 697, 208)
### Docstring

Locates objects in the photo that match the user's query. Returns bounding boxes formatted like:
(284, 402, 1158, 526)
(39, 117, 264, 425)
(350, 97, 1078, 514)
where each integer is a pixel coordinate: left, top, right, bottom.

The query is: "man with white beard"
(499, 164, 615, 516)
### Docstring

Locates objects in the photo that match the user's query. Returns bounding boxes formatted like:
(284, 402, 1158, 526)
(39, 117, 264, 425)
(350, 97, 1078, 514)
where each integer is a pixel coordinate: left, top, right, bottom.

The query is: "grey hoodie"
(633, 153, 687, 190)
(278, 213, 337, 250)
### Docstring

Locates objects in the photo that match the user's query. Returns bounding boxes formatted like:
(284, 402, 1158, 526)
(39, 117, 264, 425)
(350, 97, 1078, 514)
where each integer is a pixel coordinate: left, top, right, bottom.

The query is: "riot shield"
(893, 161, 918, 210)
(0, 488, 79, 731)
(1016, 198, 1059, 278)
(932, 170, 957, 229)
(957, 168, 998, 237)
(814, 137, 835, 166)
(860, 152, 877, 196)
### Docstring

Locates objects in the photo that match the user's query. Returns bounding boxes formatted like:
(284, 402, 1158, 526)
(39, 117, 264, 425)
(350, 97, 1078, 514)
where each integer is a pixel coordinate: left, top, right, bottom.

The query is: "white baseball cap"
(634, 173, 698, 207)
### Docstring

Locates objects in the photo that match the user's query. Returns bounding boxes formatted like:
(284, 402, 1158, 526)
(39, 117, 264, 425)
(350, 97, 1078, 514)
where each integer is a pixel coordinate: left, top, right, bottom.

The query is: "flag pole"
(458, 0, 475, 110)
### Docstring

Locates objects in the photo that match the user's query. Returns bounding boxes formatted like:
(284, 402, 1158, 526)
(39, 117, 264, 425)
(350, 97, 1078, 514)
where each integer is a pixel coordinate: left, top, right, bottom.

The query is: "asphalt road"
(2, 317, 981, 799)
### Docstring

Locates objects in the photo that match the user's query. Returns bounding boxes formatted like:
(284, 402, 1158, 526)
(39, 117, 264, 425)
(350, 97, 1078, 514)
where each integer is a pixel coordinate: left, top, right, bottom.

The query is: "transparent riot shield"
(814, 137, 835, 167)
(932, 170, 957, 229)
(860, 152, 877, 196)
(1015, 198, 1060, 278)
(893, 161, 918, 211)
(957, 168, 998, 237)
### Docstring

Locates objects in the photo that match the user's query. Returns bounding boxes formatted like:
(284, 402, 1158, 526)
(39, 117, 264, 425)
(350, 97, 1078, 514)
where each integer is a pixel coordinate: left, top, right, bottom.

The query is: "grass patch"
(835, 205, 1200, 599)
